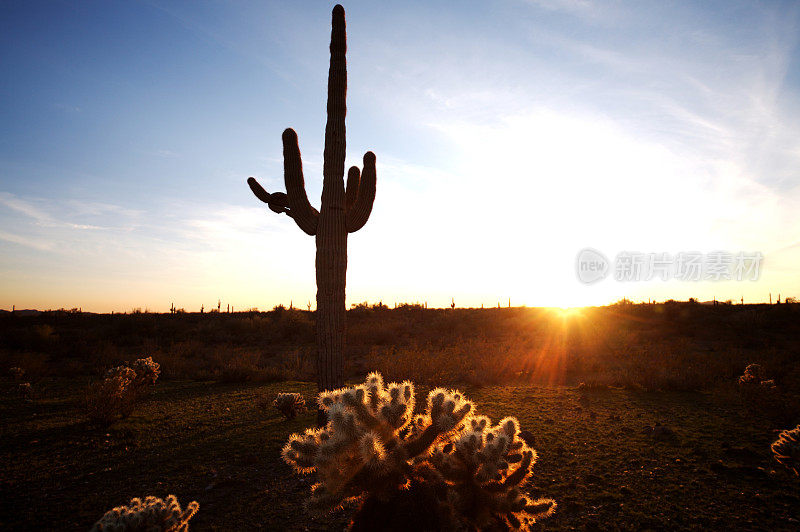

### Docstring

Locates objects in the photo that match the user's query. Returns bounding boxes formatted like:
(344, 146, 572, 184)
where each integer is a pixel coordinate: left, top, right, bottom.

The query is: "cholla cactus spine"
(281, 372, 554, 530)
(273, 392, 307, 420)
(772, 425, 800, 476)
(90, 494, 199, 532)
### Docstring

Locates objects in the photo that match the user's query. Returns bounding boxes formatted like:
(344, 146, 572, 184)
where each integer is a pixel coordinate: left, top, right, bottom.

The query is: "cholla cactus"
(281, 372, 554, 530)
(738, 364, 766, 387)
(86, 359, 160, 426)
(130, 357, 160, 387)
(737, 364, 779, 403)
(273, 392, 307, 420)
(429, 416, 556, 529)
(771, 425, 800, 476)
(86, 367, 138, 425)
(105, 365, 138, 383)
(90, 494, 199, 532)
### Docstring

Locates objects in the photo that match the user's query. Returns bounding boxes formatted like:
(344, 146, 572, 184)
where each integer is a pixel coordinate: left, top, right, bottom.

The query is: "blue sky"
(1, 0, 799, 311)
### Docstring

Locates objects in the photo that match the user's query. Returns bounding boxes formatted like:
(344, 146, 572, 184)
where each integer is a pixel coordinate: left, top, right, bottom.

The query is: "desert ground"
(2, 302, 799, 530)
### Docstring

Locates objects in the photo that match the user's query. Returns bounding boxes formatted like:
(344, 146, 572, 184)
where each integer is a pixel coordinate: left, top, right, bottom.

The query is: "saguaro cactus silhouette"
(247, 5, 376, 410)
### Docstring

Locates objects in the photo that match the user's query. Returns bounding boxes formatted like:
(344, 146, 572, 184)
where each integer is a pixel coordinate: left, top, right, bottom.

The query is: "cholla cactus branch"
(90, 494, 199, 532)
(772, 425, 800, 476)
(281, 372, 553, 530)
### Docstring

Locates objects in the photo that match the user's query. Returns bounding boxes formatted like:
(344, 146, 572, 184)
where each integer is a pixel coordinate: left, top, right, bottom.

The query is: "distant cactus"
(281, 372, 554, 530)
(273, 392, 307, 420)
(771, 425, 800, 476)
(247, 5, 376, 416)
(90, 494, 198, 532)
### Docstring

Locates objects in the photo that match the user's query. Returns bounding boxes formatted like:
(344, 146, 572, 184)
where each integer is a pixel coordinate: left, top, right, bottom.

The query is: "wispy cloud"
(0, 230, 54, 251)
(0, 192, 102, 230)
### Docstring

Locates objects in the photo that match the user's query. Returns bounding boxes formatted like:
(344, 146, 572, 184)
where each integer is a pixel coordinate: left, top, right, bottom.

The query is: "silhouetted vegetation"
(2, 301, 799, 395)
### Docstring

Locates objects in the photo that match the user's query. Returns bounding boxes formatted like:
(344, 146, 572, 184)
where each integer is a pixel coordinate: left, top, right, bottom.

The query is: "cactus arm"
(247, 177, 273, 204)
(345, 166, 360, 210)
(323, 4, 347, 189)
(247, 177, 292, 216)
(346, 151, 376, 232)
(282, 128, 320, 235)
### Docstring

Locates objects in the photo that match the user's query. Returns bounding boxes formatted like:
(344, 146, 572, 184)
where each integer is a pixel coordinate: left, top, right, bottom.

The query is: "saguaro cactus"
(247, 5, 376, 409)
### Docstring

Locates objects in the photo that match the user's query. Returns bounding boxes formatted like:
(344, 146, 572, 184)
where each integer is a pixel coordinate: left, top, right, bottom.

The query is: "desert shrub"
(84, 358, 160, 426)
(271, 392, 307, 420)
(90, 494, 199, 531)
(771, 425, 800, 476)
(281, 372, 555, 530)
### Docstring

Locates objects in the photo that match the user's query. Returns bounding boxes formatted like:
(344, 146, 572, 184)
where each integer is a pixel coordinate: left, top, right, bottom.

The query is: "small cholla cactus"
(130, 357, 161, 388)
(9, 366, 25, 381)
(737, 364, 779, 402)
(273, 392, 307, 420)
(771, 425, 800, 476)
(738, 364, 766, 387)
(85, 359, 160, 426)
(86, 367, 138, 425)
(281, 372, 554, 530)
(90, 494, 199, 532)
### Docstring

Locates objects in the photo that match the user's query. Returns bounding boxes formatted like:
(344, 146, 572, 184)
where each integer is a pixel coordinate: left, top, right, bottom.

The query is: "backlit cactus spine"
(247, 4, 376, 407)
(281, 372, 555, 530)
(772, 425, 800, 476)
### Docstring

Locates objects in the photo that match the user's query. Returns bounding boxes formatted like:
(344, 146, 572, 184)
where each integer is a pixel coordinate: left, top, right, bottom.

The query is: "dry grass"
(2, 303, 799, 396)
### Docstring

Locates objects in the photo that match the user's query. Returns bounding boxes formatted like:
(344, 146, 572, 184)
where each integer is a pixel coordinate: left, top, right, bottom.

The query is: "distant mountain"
(0, 309, 42, 316)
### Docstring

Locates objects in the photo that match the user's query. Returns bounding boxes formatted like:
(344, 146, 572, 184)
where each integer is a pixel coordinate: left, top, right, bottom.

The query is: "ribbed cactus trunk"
(317, 5, 348, 392)
(247, 4, 376, 424)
